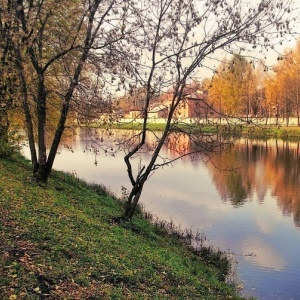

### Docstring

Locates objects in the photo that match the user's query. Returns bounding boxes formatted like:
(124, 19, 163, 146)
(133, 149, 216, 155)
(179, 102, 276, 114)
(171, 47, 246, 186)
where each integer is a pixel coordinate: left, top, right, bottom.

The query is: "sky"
(191, 0, 300, 80)
(112, 0, 300, 96)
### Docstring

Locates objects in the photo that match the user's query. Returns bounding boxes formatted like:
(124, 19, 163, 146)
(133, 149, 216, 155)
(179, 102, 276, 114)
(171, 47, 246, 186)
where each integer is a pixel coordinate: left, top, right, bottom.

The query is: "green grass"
(113, 123, 300, 140)
(111, 122, 168, 131)
(92, 122, 300, 140)
(237, 125, 300, 139)
(0, 154, 245, 299)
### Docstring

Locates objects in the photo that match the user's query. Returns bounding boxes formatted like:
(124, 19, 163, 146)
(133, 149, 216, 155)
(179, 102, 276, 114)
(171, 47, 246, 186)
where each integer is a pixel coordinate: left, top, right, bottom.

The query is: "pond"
(22, 128, 300, 300)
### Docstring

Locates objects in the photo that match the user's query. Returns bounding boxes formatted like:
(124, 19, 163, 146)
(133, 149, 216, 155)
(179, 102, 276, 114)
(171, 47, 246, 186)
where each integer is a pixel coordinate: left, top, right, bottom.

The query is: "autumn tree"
(118, 0, 297, 220)
(291, 41, 300, 125)
(5, 0, 134, 182)
(264, 73, 282, 124)
(115, 87, 150, 114)
(209, 54, 259, 120)
(0, 1, 18, 145)
(269, 60, 291, 124)
(273, 40, 300, 125)
(264, 51, 299, 126)
(249, 62, 266, 118)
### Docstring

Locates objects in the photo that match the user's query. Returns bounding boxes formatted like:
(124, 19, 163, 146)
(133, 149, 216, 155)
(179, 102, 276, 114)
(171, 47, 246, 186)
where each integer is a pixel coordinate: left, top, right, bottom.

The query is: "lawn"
(0, 154, 245, 299)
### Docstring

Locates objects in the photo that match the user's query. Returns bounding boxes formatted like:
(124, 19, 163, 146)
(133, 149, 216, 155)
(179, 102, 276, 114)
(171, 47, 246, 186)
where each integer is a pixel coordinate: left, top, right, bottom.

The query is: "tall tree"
(0, 0, 17, 144)
(277, 41, 300, 125)
(7, 0, 132, 182)
(264, 73, 282, 124)
(209, 54, 258, 119)
(119, 0, 297, 220)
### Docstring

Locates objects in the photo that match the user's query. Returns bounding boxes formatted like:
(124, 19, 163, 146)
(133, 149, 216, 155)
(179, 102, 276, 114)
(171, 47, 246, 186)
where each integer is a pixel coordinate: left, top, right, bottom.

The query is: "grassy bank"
(110, 122, 300, 140)
(0, 154, 244, 299)
(240, 125, 300, 139)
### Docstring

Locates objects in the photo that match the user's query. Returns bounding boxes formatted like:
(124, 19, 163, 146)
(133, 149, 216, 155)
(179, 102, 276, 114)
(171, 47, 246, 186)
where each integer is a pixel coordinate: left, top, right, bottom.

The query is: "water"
(22, 129, 300, 299)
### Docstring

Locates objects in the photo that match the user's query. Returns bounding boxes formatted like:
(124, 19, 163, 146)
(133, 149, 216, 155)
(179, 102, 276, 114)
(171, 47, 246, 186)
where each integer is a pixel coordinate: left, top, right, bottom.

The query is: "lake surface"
(22, 128, 300, 300)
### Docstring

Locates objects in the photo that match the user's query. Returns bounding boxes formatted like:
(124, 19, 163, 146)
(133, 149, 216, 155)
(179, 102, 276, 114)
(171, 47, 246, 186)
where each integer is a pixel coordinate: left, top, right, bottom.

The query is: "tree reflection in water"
(46, 128, 300, 228)
(207, 138, 300, 227)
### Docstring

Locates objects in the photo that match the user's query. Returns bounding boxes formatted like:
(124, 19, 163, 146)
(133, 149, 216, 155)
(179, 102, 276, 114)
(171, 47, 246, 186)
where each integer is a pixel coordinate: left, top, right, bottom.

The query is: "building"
(123, 89, 219, 121)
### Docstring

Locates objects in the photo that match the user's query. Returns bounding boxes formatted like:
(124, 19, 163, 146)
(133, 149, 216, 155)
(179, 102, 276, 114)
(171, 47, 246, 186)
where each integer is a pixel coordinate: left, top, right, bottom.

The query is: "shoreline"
(80, 121, 300, 140)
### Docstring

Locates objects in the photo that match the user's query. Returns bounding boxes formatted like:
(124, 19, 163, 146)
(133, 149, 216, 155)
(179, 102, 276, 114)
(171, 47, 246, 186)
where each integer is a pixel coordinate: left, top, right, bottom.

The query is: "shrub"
(0, 139, 15, 158)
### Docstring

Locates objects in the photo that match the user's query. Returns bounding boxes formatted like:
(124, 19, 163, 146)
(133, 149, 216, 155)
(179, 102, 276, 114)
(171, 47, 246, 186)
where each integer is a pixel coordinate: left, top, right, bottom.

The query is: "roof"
(148, 104, 168, 113)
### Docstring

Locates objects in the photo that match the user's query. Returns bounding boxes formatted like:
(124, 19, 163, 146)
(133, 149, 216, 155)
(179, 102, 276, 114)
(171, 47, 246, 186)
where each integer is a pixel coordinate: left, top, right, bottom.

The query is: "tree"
(209, 54, 259, 119)
(263, 40, 300, 126)
(271, 58, 293, 125)
(249, 62, 266, 118)
(0, 0, 18, 144)
(264, 73, 282, 124)
(276, 41, 300, 125)
(6, 0, 133, 182)
(116, 87, 150, 114)
(118, 0, 297, 220)
(289, 46, 300, 125)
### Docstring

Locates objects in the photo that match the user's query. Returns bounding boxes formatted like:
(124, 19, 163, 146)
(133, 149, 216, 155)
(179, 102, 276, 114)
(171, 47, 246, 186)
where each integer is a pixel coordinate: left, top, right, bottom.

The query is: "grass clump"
(0, 139, 17, 159)
(0, 154, 244, 299)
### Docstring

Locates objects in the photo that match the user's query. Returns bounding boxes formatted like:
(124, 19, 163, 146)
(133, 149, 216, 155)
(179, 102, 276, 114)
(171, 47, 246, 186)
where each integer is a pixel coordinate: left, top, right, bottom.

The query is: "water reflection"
(206, 139, 300, 227)
(58, 128, 300, 228)
(242, 236, 287, 271)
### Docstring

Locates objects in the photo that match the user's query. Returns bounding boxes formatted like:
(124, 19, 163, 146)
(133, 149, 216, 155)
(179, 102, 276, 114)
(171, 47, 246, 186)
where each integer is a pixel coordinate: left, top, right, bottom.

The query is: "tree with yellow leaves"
(265, 40, 300, 126)
(2, 0, 134, 182)
(209, 55, 259, 120)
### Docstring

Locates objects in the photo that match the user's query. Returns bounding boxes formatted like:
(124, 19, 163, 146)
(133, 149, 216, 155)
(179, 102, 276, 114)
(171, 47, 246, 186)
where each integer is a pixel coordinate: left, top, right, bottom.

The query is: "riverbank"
(0, 154, 244, 299)
(92, 121, 300, 140)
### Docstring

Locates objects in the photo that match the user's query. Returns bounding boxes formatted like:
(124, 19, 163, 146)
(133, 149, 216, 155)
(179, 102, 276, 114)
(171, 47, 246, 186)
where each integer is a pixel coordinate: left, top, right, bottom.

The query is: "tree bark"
(123, 181, 145, 220)
(14, 46, 38, 172)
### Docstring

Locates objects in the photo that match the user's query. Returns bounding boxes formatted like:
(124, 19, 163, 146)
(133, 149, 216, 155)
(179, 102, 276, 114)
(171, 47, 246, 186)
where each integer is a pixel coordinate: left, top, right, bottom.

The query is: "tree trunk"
(36, 78, 47, 182)
(123, 181, 145, 220)
(46, 102, 69, 176)
(15, 47, 38, 172)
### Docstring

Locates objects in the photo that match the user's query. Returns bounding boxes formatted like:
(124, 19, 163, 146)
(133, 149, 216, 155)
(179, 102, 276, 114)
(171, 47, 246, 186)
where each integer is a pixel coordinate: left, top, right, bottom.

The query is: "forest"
(207, 40, 300, 125)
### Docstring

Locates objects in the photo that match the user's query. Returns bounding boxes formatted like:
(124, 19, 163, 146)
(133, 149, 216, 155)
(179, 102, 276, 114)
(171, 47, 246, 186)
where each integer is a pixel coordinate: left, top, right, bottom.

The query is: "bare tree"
(118, 0, 298, 220)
